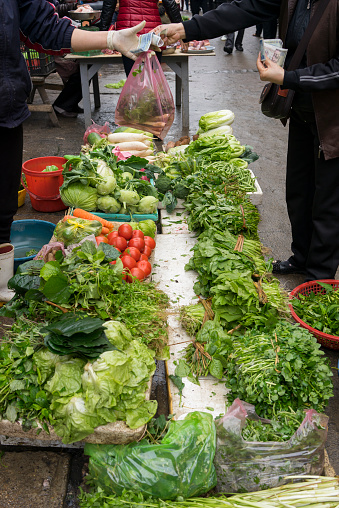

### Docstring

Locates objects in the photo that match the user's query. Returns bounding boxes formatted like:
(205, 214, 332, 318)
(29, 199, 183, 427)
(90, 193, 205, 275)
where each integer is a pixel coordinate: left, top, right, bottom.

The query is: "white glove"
(107, 21, 146, 60)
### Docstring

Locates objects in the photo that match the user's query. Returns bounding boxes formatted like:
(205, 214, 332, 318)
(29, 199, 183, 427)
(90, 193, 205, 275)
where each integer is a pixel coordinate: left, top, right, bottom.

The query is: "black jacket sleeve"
(162, 0, 183, 24)
(283, 57, 339, 92)
(183, 0, 281, 41)
(99, 0, 117, 31)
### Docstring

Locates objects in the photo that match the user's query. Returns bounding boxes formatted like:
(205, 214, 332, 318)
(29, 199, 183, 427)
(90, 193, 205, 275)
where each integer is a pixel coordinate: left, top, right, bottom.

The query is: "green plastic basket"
(93, 210, 158, 222)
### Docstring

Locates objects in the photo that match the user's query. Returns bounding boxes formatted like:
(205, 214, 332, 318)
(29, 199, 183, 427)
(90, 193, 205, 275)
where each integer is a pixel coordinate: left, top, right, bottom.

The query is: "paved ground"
(0, 27, 338, 507)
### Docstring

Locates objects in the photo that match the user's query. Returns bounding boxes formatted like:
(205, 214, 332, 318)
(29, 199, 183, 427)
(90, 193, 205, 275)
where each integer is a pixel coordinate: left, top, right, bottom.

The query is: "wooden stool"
(28, 76, 64, 127)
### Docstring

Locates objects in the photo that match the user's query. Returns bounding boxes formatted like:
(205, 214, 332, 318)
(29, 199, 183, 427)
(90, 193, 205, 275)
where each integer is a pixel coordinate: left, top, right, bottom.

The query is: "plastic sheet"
(84, 411, 216, 499)
(214, 398, 328, 493)
(115, 51, 175, 140)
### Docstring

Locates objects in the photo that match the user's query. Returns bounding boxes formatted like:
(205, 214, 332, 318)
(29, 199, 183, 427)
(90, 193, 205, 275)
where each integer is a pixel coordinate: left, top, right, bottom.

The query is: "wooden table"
(65, 50, 215, 132)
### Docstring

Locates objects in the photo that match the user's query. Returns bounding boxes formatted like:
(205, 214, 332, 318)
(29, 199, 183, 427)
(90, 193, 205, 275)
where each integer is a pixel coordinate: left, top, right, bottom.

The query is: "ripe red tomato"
(143, 245, 152, 258)
(144, 236, 156, 250)
(139, 253, 149, 262)
(107, 231, 119, 243)
(128, 237, 145, 252)
(132, 229, 144, 239)
(130, 267, 146, 281)
(109, 236, 128, 251)
(95, 235, 108, 245)
(118, 223, 133, 240)
(137, 260, 152, 277)
(124, 246, 141, 261)
(121, 255, 137, 270)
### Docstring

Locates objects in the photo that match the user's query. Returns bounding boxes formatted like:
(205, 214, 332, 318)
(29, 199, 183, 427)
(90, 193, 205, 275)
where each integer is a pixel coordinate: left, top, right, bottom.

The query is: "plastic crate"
(93, 210, 158, 222)
(21, 43, 56, 76)
(289, 279, 339, 350)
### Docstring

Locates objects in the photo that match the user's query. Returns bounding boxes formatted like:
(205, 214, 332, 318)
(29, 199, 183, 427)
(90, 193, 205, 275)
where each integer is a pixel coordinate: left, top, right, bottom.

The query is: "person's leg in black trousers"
(235, 29, 245, 51)
(286, 110, 339, 280)
(190, 0, 200, 15)
(262, 19, 278, 39)
(53, 69, 83, 115)
(224, 32, 235, 53)
(0, 125, 23, 243)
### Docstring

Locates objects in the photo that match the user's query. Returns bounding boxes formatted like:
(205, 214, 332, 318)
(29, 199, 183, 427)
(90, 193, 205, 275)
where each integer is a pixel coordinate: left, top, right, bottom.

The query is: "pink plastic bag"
(115, 51, 175, 140)
(214, 399, 328, 493)
(83, 121, 111, 144)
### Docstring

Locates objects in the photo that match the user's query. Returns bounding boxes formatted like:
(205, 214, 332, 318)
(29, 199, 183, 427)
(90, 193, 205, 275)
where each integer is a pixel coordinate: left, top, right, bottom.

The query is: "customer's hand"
(256, 53, 285, 85)
(107, 21, 146, 60)
(152, 23, 186, 45)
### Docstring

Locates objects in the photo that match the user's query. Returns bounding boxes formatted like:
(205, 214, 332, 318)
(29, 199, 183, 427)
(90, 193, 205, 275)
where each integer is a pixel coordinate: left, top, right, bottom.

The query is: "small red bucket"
(22, 156, 67, 212)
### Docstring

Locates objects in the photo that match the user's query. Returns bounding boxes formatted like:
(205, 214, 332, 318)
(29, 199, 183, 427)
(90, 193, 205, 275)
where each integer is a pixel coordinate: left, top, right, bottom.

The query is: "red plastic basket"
(289, 279, 339, 350)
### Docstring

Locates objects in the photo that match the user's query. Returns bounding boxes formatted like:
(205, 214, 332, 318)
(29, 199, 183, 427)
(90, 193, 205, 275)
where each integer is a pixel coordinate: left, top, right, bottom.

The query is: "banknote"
(131, 32, 164, 54)
(260, 39, 288, 67)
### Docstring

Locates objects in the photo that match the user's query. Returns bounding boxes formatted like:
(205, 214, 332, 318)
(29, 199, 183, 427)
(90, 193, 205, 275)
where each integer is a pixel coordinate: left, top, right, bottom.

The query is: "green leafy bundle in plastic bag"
(84, 411, 216, 500)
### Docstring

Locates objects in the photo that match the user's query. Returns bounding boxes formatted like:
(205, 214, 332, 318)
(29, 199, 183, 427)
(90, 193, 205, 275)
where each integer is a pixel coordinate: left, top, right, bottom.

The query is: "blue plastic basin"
(10, 219, 56, 272)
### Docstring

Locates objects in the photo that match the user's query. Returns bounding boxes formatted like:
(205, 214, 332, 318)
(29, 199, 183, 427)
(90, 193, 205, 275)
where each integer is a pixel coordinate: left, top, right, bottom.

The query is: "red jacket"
(100, 0, 182, 33)
(117, 0, 160, 33)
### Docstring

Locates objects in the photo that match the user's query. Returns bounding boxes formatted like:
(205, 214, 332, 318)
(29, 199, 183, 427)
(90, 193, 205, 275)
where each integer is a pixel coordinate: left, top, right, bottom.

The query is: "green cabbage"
(103, 321, 132, 350)
(44, 358, 86, 396)
(60, 182, 97, 211)
(136, 196, 158, 214)
(51, 395, 102, 444)
(198, 125, 233, 138)
(198, 109, 235, 133)
(33, 348, 62, 385)
(137, 220, 156, 238)
(97, 196, 121, 214)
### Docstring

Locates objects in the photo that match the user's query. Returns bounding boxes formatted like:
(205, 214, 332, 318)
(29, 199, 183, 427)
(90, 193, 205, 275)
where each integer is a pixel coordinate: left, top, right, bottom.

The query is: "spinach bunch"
(226, 320, 333, 418)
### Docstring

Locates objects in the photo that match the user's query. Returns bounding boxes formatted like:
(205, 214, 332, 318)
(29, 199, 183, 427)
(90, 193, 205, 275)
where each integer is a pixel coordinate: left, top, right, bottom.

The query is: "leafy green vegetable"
(54, 217, 102, 246)
(42, 165, 59, 172)
(198, 109, 235, 132)
(60, 182, 97, 211)
(291, 282, 339, 335)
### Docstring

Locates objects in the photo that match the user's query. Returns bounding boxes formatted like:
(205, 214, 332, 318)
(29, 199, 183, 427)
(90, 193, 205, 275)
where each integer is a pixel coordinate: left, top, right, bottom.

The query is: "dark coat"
(0, 0, 75, 128)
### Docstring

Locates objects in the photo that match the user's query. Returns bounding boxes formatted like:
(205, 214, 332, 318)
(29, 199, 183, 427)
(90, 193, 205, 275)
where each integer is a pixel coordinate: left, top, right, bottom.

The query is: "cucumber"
(87, 132, 103, 145)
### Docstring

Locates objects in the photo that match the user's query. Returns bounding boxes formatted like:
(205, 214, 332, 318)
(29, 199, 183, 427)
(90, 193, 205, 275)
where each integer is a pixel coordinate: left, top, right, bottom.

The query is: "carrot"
(73, 208, 114, 230)
(101, 226, 110, 235)
(63, 215, 74, 221)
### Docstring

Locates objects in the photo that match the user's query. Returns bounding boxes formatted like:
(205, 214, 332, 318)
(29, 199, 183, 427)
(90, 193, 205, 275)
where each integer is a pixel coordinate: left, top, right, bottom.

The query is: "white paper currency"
(131, 32, 164, 54)
(260, 38, 288, 67)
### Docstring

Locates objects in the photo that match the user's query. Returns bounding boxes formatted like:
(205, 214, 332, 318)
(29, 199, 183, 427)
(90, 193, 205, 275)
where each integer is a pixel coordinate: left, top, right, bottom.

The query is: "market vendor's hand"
(107, 21, 146, 60)
(256, 53, 285, 85)
(152, 23, 186, 46)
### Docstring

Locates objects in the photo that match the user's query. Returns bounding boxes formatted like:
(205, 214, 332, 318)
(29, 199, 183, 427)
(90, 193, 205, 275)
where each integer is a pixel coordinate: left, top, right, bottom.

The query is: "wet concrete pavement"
(0, 28, 338, 506)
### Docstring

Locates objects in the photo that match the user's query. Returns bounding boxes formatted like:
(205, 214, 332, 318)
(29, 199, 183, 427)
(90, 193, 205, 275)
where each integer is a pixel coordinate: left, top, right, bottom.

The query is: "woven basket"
(289, 279, 339, 350)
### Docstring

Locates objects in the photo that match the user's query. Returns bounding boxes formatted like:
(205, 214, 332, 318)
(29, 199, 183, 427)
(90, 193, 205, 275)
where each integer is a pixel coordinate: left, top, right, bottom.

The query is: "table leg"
(163, 57, 190, 133)
(181, 59, 189, 135)
(92, 72, 101, 109)
(79, 63, 92, 127)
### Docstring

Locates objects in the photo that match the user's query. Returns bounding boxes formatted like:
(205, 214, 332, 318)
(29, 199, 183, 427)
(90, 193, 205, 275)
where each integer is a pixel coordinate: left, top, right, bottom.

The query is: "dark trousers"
(262, 19, 278, 39)
(53, 70, 83, 113)
(0, 125, 23, 243)
(190, 0, 209, 16)
(122, 52, 162, 77)
(286, 109, 339, 280)
(225, 30, 245, 48)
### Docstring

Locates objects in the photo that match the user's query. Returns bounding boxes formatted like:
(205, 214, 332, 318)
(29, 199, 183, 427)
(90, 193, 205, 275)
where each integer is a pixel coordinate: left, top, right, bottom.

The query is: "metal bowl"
(68, 10, 101, 21)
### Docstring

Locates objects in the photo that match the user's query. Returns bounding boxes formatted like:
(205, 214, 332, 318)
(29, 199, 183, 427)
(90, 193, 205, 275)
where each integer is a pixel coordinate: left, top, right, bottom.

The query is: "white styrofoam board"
(166, 315, 229, 420)
(151, 233, 198, 308)
(160, 209, 195, 236)
(248, 169, 263, 206)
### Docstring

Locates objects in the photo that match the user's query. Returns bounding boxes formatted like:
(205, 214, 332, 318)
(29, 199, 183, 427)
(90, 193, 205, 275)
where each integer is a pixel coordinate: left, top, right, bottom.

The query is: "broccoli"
(173, 181, 190, 200)
(154, 175, 173, 194)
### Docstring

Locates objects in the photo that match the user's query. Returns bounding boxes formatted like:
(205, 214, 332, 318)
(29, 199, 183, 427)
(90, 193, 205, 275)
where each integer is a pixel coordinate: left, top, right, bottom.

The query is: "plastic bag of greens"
(115, 51, 175, 140)
(54, 217, 102, 247)
(84, 411, 216, 500)
(214, 399, 328, 493)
